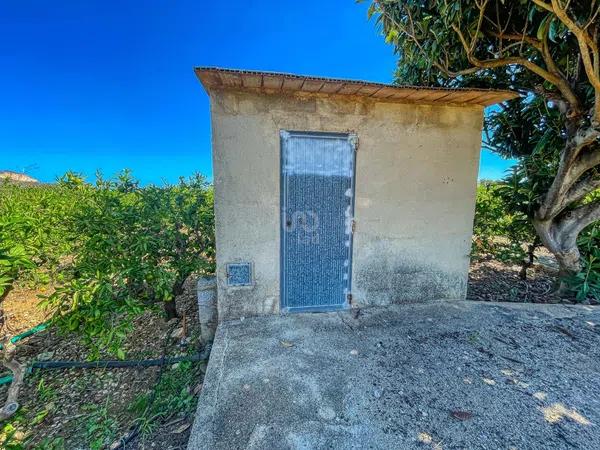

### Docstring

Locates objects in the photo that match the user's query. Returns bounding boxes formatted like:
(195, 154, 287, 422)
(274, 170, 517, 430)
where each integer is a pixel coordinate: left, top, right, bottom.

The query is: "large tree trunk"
(533, 217, 581, 281)
(531, 124, 600, 293)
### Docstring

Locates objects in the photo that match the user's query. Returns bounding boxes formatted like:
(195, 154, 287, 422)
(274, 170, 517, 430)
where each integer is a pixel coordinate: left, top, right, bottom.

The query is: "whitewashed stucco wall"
(209, 89, 483, 321)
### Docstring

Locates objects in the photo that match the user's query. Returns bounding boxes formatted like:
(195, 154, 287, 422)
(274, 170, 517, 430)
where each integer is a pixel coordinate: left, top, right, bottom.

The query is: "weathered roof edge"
(194, 67, 519, 107)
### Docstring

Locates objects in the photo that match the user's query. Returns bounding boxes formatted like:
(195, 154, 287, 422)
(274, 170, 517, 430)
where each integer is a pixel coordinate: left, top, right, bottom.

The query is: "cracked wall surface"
(209, 89, 484, 321)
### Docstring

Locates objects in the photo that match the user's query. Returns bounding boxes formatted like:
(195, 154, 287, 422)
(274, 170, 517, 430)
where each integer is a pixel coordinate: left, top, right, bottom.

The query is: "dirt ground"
(1, 285, 52, 337)
(467, 257, 559, 303)
(465, 248, 595, 304)
(0, 277, 206, 450)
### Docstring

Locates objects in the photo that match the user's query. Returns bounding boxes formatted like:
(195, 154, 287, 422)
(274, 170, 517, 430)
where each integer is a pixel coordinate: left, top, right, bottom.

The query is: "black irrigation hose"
(114, 319, 179, 449)
(113, 321, 212, 450)
(0, 351, 211, 382)
(114, 345, 212, 449)
(0, 324, 212, 448)
(31, 352, 209, 370)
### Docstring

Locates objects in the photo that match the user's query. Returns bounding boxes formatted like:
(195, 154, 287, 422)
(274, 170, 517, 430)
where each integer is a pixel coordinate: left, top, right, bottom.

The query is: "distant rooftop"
(0, 170, 39, 184)
(195, 67, 518, 107)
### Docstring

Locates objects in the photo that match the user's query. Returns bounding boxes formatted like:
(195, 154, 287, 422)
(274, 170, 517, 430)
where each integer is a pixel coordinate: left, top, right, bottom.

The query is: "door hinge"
(348, 133, 359, 151)
(346, 293, 353, 303)
(351, 219, 356, 233)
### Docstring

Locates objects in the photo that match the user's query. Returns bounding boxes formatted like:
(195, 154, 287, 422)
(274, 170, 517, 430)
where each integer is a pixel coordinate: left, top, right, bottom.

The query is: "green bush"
(472, 181, 509, 254)
(472, 175, 539, 277)
(473, 173, 600, 301)
(42, 172, 215, 358)
(1, 172, 215, 358)
(567, 225, 600, 301)
(566, 184, 600, 302)
(0, 239, 34, 301)
(0, 179, 80, 302)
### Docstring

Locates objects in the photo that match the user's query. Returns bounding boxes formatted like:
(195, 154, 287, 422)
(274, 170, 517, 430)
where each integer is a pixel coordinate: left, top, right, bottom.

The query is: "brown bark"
(0, 284, 14, 306)
(533, 195, 600, 293)
(519, 242, 539, 280)
(162, 271, 190, 321)
(163, 275, 189, 321)
(163, 299, 178, 320)
(172, 277, 186, 297)
(531, 114, 600, 288)
(448, 2, 600, 286)
(533, 215, 582, 294)
(0, 341, 26, 421)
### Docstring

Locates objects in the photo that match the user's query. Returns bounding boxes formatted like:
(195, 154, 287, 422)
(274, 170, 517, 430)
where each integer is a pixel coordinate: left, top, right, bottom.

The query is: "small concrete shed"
(195, 67, 516, 321)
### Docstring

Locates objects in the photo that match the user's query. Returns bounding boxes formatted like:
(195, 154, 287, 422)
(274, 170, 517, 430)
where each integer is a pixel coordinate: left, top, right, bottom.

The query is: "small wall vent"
(226, 262, 253, 287)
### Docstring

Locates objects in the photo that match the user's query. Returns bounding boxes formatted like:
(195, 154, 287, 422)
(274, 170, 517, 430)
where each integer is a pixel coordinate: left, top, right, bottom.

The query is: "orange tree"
(46, 172, 215, 358)
(0, 179, 80, 305)
(0, 178, 85, 420)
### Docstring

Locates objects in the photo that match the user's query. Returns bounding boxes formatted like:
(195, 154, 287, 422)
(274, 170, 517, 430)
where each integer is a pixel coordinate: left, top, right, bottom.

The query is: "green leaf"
(537, 15, 550, 40)
(548, 18, 559, 42)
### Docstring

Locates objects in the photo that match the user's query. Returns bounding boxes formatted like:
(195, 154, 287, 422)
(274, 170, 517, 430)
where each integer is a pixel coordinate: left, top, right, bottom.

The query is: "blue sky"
(1, 0, 514, 184)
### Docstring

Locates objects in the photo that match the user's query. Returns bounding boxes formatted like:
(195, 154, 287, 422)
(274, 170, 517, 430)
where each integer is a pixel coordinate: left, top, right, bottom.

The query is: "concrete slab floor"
(187, 301, 600, 450)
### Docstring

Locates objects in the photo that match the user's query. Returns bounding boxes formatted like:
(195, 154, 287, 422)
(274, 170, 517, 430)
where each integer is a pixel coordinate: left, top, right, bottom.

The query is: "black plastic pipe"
(31, 352, 208, 370)
(0, 345, 211, 384)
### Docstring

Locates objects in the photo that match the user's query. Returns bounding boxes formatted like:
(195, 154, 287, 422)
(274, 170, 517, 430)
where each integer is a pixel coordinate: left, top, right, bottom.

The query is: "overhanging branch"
(559, 173, 600, 213)
(486, 31, 542, 50)
(538, 127, 600, 219)
(451, 23, 581, 112)
(375, 4, 482, 79)
(549, 0, 600, 121)
(558, 198, 600, 237)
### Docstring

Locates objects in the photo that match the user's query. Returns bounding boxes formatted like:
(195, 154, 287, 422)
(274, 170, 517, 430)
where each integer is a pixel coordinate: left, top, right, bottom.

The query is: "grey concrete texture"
(188, 301, 600, 449)
(197, 276, 218, 344)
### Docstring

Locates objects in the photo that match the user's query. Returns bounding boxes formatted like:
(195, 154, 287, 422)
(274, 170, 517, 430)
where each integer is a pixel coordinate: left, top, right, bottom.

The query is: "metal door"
(280, 130, 356, 312)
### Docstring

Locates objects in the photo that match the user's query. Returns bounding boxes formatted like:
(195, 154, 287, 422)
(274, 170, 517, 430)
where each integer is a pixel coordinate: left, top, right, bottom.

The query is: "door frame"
(279, 129, 357, 313)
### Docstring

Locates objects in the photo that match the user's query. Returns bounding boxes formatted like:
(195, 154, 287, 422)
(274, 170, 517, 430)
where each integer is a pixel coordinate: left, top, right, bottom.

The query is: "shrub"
(43, 172, 215, 358)
(0, 179, 80, 303)
(472, 176, 539, 279)
(473, 171, 600, 301)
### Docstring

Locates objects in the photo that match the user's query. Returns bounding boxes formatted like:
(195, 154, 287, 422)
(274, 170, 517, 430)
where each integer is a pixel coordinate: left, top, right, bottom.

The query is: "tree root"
(0, 341, 26, 421)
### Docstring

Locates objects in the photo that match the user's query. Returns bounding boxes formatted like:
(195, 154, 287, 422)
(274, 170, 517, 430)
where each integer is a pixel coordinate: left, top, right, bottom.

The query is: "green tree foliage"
(473, 176, 599, 298)
(368, 0, 600, 289)
(473, 178, 540, 279)
(566, 190, 600, 300)
(0, 173, 215, 358)
(44, 172, 215, 358)
(569, 224, 600, 301)
(0, 180, 79, 303)
(0, 243, 34, 303)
